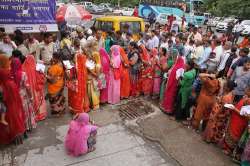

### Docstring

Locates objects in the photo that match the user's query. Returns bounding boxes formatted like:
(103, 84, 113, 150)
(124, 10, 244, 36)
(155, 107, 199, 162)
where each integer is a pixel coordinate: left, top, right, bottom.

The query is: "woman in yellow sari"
(85, 41, 101, 110)
(47, 52, 65, 115)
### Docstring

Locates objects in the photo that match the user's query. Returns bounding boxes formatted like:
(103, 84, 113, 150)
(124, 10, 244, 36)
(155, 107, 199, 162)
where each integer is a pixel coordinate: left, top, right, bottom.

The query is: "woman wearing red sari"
(138, 44, 151, 94)
(162, 51, 185, 114)
(23, 56, 38, 112)
(221, 95, 250, 155)
(99, 48, 110, 103)
(0, 55, 25, 144)
(120, 47, 131, 99)
(68, 53, 89, 113)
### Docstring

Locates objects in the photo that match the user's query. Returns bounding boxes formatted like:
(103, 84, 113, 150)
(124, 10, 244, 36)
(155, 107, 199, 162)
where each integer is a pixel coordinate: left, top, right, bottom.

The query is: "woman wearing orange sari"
(120, 47, 131, 99)
(47, 53, 65, 115)
(192, 73, 220, 130)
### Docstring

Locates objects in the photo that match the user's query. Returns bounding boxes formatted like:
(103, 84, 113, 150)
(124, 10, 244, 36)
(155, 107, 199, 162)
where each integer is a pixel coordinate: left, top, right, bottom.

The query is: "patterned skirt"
(48, 89, 65, 115)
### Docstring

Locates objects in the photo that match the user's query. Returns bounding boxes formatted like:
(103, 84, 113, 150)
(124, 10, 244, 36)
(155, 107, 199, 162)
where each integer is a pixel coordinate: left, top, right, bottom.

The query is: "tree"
(203, 0, 250, 19)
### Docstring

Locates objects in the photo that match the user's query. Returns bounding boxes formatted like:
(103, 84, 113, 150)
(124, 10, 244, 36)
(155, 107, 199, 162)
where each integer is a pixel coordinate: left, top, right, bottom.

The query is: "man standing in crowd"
(0, 33, 17, 57)
(25, 34, 39, 55)
(36, 33, 55, 65)
(217, 41, 232, 76)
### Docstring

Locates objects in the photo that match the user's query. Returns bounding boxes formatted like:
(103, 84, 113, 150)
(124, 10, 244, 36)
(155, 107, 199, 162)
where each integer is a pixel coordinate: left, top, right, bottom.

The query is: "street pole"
(118, 0, 120, 7)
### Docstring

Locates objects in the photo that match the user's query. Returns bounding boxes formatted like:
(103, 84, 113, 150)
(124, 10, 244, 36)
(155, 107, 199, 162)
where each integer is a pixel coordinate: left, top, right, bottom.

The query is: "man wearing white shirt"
(0, 34, 17, 58)
(151, 30, 159, 49)
(207, 40, 223, 72)
(194, 32, 202, 43)
(36, 33, 55, 65)
(25, 34, 39, 55)
(217, 41, 232, 75)
(233, 20, 244, 44)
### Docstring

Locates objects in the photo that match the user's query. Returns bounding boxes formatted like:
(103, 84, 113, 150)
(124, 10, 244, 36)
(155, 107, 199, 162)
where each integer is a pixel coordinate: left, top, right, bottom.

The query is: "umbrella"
(56, 4, 92, 24)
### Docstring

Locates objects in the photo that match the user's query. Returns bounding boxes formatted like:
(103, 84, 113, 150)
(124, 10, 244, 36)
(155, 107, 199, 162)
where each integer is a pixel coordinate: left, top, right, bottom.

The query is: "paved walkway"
(0, 98, 238, 166)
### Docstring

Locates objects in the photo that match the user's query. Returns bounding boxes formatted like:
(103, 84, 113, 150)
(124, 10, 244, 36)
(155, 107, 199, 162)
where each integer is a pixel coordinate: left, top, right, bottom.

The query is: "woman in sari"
(162, 52, 185, 114)
(175, 60, 197, 121)
(0, 55, 25, 144)
(108, 45, 121, 104)
(233, 87, 250, 163)
(35, 67, 47, 121)
(159, 47, 173, 101)
(11, 58, 36, 131)
(99, 48, 110, 103)
(86, 41, 101, 110)
(22, 55, 40, 120)
(151, 48, 161, 97)
(202, 80, 235, 143)
(138, 44, 150, 94)
(47, 53, 65, 115)
(68, 51, 89, 114)
(120, 47, 130, 99)
(192, 73, 220, 130)
(221, 89, 250, 155)
(128, 42, 141, 97)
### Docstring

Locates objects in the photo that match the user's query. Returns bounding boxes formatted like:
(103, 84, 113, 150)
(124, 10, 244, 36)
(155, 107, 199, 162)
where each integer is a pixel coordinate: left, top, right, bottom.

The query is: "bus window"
(94, 21, 113, 32)
(120, 22, 141, 33)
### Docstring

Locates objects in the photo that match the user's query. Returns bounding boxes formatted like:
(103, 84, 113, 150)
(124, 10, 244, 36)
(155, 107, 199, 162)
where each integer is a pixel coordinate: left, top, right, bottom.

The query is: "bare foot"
(0, 120, 8, 126)
(88, 147, 96, 153)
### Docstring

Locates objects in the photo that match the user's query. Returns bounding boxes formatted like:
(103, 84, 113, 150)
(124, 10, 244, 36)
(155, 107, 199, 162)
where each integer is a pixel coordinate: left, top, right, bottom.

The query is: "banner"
(0, 0, 58, 33)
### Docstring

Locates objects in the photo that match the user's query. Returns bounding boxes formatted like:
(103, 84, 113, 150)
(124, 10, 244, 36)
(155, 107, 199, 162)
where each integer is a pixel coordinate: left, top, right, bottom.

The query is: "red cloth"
(22, 55, 40, 113)
(133, 7, 139, 17)
(68, 54, 89, 113)
(10, 58, 22, 89)
(120, 47, 131, 98)
(162, 57, 185, 113)
(229, 99, 248, 140)
(140, 66, 153, 95)
(0, 69, 25, 144)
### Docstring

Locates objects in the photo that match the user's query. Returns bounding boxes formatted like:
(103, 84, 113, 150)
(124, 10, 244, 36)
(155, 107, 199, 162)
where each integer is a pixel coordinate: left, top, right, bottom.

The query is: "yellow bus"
(94, 16, 145, 40)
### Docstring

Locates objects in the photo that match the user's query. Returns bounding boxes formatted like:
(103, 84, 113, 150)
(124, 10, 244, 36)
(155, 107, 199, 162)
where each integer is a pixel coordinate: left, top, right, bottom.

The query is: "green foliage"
(203, 0, 250, 19)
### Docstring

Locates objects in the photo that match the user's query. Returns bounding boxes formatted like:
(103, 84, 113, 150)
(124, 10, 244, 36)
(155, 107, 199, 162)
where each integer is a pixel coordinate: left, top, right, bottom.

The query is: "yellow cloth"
(60, 38, 72, 48)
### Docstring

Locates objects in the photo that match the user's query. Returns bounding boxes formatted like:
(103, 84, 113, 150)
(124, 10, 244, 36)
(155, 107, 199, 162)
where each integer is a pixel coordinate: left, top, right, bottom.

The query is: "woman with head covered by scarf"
(120, 47, 131, 99)
(99, 48, 110, 103)
(108, 45, 121, 104)
(0, 54, 25, 144)
(65, 113, 98, 156)
(161, 49, 185, 114)
(11, 58, 36, 131)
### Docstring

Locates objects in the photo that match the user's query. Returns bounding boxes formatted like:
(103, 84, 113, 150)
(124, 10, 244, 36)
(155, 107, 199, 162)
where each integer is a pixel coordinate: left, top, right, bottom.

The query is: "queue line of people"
(1, 23, 250, 164)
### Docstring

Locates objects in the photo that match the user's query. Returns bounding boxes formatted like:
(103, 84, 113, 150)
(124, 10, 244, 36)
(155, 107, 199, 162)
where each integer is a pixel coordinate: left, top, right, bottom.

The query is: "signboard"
(0, 0, 58, 33)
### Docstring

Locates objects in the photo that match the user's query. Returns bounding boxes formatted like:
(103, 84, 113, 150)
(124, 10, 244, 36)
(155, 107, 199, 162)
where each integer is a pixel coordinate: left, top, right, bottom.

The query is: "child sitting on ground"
(65, 113, 98, 157)
(0, 87, 7, 125)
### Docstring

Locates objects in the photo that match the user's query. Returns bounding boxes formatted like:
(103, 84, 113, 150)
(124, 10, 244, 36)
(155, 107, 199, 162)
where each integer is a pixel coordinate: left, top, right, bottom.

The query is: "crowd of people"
(1, 20, 250, 163)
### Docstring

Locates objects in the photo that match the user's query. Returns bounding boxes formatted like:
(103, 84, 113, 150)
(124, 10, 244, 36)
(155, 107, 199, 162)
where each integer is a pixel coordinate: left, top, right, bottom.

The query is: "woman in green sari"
(175, 60, 197, 121)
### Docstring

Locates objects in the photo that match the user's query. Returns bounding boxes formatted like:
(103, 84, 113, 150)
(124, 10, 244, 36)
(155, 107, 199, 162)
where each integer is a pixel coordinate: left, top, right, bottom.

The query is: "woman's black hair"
(12, 49, 26, 64)
(187, 60, 195, 69)
(161, 47, 167, 56)
(53, 52, 61, 60)
(226, 80, 237, 91)
(129, 41, 139, 49)
(243, 57, 250, 64)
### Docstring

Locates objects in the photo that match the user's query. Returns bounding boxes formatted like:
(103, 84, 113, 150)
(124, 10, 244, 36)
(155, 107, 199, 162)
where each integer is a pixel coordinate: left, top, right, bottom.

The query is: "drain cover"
(119, 100, 154, 120)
